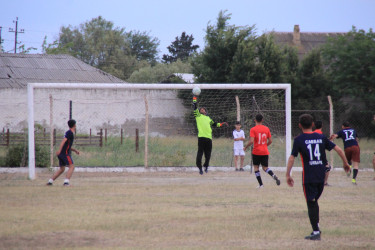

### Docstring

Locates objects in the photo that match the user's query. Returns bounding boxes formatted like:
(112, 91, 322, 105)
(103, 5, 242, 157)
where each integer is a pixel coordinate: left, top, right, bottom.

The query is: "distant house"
(0, 53, 124, 88)
(161, 73, 195, 84)
(271, 25, 346, 60)
(0, 53, 187, 135)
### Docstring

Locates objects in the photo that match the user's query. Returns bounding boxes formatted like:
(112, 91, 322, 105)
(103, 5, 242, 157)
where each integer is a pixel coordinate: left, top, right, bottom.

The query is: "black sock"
(255, 171, 263, 186)
(265, 168, 274, 177)
(353, 169, 358, 179)
(307, 200, 320, 232)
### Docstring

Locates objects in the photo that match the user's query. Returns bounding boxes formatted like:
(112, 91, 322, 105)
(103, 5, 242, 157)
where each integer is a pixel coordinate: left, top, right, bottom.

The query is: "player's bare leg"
(234, 156, 239, 171)
(352, 161, 359, 184)
(324, 172, 330, 186)
(46, 166, 65, 185)
(239, 156, 245, 171)
(262, 166, 280, 186)
(63, 164, 75, 186)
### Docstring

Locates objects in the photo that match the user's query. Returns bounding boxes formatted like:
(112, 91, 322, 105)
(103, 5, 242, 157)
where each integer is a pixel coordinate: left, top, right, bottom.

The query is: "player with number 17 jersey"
(250, 124, 271, 155)
(291, 132, 336, 184)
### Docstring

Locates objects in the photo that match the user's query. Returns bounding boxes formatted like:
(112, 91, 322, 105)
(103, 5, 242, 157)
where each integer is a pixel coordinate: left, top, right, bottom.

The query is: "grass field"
(0, 170, 374, 249)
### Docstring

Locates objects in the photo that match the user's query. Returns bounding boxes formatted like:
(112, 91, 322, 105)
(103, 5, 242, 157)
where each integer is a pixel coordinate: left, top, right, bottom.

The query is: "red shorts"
(344, 145, 360, 163)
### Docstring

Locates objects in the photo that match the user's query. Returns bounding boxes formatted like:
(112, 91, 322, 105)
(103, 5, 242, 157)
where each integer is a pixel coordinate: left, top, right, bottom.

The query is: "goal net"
(25, 83, 291, 179)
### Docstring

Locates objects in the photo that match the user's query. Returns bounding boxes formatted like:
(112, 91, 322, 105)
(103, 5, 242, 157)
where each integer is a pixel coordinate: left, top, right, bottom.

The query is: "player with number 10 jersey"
(244, 114, 280, 188)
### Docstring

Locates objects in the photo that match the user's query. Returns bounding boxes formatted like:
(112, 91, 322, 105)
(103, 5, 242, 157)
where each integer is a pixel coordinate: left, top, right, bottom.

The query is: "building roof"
(271, 25, 346, 59)
(0, 53, 125, 88)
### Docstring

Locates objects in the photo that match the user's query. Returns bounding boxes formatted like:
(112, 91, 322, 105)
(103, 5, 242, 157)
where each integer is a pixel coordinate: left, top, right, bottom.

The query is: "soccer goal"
(27, 83, 291, 179)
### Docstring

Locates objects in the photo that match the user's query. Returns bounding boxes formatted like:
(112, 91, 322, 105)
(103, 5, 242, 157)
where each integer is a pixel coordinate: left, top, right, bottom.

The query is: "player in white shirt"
(233, 121, 246, 171)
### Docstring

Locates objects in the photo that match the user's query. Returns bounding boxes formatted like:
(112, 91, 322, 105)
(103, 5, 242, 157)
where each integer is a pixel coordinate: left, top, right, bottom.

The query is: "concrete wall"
(0, 88, 191, 136)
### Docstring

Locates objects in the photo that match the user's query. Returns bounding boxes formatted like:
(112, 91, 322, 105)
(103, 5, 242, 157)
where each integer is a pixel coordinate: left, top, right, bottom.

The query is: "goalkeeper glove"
(219, 122, 229, 127)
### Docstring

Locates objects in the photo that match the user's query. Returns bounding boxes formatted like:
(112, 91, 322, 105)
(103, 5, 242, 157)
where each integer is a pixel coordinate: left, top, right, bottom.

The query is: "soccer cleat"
(305, 232, 321, 240)
(347, 165, 352, 177)
(352, 178, 357, 185)
(46, 182, 53, 186)
(273, 175, 281, 186)
(63, 182, 70, 186)
(204, 167, 208, 173)
(199, 168, 203, 175)
(239, 168, 244, 172)
(256, 185, 264, 189)
(235, 168, 239, 171)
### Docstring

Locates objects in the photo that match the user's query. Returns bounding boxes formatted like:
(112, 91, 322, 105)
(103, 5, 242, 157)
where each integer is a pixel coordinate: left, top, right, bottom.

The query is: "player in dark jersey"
(193, 96, 228, 175)
(47, 120, 80, 186)
(330, 121, 360, 184)
(286, 114, 350, 241)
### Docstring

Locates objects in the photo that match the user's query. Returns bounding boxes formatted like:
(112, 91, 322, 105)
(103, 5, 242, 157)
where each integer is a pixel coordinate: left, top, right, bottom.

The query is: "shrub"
(3, 143, 49, 168)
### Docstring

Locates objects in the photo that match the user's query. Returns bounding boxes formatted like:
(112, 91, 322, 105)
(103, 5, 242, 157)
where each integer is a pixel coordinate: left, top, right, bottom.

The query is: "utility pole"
(9, 17, 25, 54)
(0, 26, 4, 52)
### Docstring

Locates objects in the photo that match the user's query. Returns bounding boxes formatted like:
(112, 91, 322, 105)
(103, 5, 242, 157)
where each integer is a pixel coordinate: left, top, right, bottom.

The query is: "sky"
(0, 0, 374, 59)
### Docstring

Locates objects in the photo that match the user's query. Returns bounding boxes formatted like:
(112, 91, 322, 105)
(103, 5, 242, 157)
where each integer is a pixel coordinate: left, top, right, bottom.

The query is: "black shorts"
(58, 154, 74, 167)
(303, 183, 324, 201)
(252, 154, 269, 167)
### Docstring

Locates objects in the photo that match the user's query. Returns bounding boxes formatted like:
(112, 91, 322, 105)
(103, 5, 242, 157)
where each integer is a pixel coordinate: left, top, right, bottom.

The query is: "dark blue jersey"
(291, 132, 336, 184)
(336, 128, 358, 149)
(60, 130, 74, 156)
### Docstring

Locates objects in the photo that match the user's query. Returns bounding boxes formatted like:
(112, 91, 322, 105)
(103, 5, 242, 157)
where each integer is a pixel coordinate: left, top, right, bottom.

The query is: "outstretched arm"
(329, 134, 338, 141)
(267, 137, 273, 146)
(286, 155, 295, 187)
(193, 96, 200, 117)
(71, 148, 80, 155)
(244, 137, 254, 151)
(333, 145, 350, 173)
(56, 138, 67, 156)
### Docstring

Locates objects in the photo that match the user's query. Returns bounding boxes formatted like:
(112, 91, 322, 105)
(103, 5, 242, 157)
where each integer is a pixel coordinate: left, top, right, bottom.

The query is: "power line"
(8, 17, 25, 53)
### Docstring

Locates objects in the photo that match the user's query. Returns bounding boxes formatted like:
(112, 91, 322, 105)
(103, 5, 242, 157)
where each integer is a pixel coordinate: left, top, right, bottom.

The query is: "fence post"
(135, 128, 139, 152)
(53, 129, 56, 146)
(235, 95, 240, 122)
(99, 129, 103, 147)
(105, 128, 107, 144)
(144, 95, 149, 168)
(90, 129, 92, 145)
(49, 94, 54, 169)
(328, 95, 334, 168)
(121, 128, 123, 145)
(69, 100, 72, 120)
(6, 129, 9, 147)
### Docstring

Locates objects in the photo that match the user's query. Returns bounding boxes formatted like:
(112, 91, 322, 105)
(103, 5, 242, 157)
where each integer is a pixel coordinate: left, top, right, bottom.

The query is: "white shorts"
(233, 148, 245, 156)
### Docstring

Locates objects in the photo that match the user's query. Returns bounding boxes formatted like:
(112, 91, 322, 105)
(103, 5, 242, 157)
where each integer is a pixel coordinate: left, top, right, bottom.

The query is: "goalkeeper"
(193, 96, 228, 175)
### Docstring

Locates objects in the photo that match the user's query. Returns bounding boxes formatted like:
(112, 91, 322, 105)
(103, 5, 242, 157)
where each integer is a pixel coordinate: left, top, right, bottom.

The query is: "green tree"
(44, 16, 160, 80)
(126, 30, 160, 64)
(162, 32, 199, 63)
(322, 26, 375, 109)
(192, 11, 256, 83)
(127, 60, 192, 83)
(293, 49, 330, 109)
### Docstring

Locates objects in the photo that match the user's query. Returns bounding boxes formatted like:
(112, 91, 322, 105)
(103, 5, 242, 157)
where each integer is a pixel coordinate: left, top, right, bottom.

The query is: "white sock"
(48, 179, 53, 183)
(313, 231, 320, 235)
(64, 179, 69, 184)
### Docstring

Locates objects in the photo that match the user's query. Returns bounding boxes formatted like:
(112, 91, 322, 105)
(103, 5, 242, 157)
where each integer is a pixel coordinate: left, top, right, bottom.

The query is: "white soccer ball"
(243, 165, 251, 171)
(192, 86, 201, 96)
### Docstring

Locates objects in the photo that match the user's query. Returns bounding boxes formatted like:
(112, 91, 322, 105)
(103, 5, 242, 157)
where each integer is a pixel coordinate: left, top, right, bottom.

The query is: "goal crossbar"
(27, 83, 291, 180)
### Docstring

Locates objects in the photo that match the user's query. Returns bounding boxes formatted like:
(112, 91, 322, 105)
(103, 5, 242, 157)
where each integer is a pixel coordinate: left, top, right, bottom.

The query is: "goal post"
(27, 83, 291, 180)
